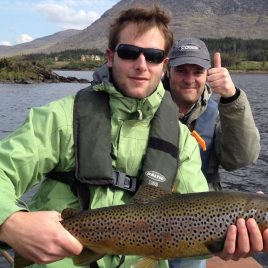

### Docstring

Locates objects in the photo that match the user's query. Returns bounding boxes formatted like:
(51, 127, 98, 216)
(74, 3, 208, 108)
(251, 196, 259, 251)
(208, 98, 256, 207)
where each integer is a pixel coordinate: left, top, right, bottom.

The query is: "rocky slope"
(0, 57, 89, 84)
(46, 0, 268, 53)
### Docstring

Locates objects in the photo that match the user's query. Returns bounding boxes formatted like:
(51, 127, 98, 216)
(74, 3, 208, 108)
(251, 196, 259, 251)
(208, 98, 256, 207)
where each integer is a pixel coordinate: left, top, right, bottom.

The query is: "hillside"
(0, 29, 80, 58)
(46, 0, 268, 53)
(0, 0, 267, 57)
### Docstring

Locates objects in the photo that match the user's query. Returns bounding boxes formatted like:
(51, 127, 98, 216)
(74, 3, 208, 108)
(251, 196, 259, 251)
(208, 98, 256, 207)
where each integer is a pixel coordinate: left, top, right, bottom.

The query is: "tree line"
(24, 49, 105, 62)
(10, 38, 268, 71)
(202, 38, 267, 67)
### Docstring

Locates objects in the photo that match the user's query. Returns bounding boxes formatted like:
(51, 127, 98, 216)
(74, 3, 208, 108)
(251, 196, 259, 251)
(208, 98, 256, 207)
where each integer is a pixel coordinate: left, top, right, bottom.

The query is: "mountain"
(1, 0, 267, 57)
(0, 29, 80, 58)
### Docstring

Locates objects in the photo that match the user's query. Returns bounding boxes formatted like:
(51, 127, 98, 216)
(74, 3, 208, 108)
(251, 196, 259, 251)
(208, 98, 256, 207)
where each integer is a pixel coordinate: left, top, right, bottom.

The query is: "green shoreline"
(0, 56, 267, 83)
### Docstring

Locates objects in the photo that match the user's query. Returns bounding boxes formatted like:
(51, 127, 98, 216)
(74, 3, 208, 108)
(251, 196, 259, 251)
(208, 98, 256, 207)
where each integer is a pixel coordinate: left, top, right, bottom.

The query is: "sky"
(0, 0, 120, 46)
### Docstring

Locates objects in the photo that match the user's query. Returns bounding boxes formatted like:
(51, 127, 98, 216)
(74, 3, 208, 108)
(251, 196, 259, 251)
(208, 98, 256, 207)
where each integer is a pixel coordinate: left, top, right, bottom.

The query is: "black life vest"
(47, 86, 180, 209)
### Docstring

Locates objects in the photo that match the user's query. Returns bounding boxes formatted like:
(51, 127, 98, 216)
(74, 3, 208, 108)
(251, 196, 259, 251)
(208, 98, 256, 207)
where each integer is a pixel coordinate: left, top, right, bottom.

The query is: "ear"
(106, 48, 114, 67)
(163, 57, 169, 67)
(162, 57, 169, 77)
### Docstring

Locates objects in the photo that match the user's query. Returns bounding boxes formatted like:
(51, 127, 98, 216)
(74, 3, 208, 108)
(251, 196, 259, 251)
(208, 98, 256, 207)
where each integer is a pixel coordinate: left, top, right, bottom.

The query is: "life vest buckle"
(112, 170, 137, 192)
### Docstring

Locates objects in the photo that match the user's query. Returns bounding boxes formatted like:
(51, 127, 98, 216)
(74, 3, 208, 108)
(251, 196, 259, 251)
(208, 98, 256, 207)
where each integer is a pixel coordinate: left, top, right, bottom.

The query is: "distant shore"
(0, 56, 267, 84)
(229, 69, 268, 74)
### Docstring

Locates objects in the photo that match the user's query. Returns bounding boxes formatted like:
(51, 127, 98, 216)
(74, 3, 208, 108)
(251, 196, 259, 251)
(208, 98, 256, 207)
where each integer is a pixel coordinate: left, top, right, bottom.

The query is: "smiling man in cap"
(165, 37, 260, 268)
(163, 37, 260, 190)
(169, 37, 211, 69)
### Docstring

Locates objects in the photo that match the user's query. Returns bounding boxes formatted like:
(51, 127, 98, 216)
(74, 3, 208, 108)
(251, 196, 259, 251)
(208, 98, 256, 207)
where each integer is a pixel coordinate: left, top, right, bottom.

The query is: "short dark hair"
(108, 5, 173, 57)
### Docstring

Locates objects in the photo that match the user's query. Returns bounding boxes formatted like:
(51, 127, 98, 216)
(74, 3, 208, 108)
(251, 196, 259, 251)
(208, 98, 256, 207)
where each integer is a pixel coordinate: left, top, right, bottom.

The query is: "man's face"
(106, 23, 168, 99)
(168, 64, 207, 107)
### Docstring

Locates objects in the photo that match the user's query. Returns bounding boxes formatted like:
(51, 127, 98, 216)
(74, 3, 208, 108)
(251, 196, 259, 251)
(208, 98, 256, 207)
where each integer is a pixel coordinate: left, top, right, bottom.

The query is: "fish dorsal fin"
(133, 185, 171, 204)
(61, 208, 81, 219)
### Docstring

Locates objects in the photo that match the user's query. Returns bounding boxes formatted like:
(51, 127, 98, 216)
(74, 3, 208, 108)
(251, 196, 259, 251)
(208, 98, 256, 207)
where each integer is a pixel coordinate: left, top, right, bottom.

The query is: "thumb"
(213, 52, 221, 68)
(63, 227, 84, 254)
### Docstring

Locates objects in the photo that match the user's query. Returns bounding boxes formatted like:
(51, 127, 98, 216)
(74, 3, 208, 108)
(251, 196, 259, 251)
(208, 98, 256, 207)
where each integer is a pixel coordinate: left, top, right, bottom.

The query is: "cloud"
(0, 41, 12, 46)
(35, 3, 100, 30)
(17, 34, 34, 44)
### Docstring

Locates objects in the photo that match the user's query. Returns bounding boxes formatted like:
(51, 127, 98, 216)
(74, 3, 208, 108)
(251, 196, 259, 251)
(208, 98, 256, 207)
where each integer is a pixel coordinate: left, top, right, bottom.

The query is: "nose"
(183, 72, 195, 84)
(134, 53, 148, 71)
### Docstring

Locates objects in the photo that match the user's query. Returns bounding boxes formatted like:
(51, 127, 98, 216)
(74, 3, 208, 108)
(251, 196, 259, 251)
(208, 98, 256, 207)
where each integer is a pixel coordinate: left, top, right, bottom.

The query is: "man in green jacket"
(0, 5, 266, 268)
(163, 37, 260, 191)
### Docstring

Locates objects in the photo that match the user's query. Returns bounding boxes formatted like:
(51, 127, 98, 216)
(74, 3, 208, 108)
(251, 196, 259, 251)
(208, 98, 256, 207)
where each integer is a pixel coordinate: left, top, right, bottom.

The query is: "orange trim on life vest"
(192, 130, 207, 151)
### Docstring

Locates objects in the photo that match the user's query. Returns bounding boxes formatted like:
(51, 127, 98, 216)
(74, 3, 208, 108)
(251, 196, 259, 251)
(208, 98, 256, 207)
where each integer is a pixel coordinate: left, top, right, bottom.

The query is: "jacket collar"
(92, 64, 165, 120)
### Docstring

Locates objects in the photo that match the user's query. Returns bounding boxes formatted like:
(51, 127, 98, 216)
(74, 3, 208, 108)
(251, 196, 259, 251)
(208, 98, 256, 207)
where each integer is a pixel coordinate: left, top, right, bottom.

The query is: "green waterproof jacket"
(0, 65, 208, 268)
(181, 84, 260, 184)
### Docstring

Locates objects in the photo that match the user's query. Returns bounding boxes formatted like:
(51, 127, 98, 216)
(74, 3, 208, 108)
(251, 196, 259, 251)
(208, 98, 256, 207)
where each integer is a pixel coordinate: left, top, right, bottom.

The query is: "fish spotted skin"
(61, 187, 268, 260)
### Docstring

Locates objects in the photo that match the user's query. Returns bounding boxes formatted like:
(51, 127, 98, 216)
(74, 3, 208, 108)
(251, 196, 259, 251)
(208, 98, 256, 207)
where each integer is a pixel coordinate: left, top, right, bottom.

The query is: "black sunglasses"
(115, 44, 165, 64)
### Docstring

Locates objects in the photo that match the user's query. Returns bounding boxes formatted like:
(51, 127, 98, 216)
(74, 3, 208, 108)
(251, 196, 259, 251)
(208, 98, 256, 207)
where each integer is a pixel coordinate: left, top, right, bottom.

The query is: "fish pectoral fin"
(133, 185, 171, 204)
(204, 238, 225, 254)
(14, 248, 103, 268)
(130, 257, 158, 268)
(14, 252, 34, 268)
(72, 247, 104, 266)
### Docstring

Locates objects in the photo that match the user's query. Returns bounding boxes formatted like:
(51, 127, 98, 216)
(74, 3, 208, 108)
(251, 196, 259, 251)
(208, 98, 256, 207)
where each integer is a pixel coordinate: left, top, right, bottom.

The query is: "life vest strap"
(46, 169, 138, 194)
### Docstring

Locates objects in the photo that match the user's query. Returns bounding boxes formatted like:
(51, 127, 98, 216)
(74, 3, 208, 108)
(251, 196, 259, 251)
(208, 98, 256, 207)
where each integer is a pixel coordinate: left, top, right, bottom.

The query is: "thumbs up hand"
(207, 52, 236, 98)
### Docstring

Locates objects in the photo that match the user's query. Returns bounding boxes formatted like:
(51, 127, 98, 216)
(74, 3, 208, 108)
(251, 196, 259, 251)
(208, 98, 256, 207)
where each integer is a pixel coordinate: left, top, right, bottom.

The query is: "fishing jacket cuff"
(220, 87, 240, 104)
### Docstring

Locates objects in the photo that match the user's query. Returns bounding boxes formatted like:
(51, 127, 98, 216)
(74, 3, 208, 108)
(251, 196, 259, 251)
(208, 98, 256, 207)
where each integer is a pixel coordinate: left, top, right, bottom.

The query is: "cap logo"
(178, 45, 200, 51)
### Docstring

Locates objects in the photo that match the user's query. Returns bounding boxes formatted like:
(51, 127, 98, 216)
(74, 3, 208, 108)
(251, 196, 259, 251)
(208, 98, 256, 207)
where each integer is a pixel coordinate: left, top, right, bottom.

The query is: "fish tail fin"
(131, 257, 158, 268)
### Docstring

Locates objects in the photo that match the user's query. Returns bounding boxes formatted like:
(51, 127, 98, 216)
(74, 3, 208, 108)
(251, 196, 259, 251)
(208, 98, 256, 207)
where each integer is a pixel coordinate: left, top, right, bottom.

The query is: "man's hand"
(218, 218, 267, 261)
(207, 52, 236, 98)
(0, 211, 83, 264)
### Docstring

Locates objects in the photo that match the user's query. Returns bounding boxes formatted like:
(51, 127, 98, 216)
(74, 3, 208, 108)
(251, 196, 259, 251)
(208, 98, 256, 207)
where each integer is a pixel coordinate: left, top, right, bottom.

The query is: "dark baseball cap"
(168, 37, 211, 69)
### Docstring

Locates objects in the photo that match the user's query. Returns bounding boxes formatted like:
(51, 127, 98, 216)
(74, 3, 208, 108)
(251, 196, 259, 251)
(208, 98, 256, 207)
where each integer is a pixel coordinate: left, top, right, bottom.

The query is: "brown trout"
(60, 186, 268, 265)
(15, 186, 268, 267)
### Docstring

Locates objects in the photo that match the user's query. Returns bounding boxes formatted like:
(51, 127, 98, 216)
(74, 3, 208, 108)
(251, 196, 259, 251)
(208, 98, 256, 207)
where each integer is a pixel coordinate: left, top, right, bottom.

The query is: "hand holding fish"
(219, 218, 267, 260)
(0, 211, 83, 264)
(207, 52, 236, 98)
(219, 190, 268, 261)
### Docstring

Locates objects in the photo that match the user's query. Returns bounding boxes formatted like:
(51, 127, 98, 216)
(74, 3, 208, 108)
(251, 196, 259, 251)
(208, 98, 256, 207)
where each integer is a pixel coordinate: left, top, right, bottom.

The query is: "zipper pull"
(137, 109, 143, 120)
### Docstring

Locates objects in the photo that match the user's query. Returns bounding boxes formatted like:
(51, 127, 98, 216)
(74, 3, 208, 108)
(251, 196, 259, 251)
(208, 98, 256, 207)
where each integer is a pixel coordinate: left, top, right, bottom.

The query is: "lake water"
(0, 71, 268, 267)
(217, 73, 268, 193)
(0, 71, 267, 193)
